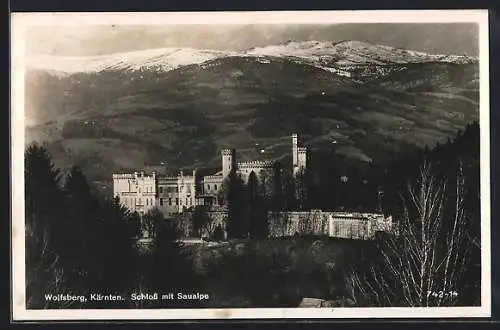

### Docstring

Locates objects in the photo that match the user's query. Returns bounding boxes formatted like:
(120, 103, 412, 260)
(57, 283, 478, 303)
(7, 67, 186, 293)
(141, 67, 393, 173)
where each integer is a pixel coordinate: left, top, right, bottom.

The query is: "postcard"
(11, 9, 491, 320)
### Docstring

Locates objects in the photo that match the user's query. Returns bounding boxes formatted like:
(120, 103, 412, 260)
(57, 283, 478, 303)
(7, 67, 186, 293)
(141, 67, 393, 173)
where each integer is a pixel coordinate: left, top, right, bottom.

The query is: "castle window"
(207, 184, 211, 191)
(160, 198, 164, 206)
(138, 198, 142, 205)
(176, 198, 179, 205)
(159, 187, 163, 193)
(169, 198, 172, 206)
(214, 184, 218, 191)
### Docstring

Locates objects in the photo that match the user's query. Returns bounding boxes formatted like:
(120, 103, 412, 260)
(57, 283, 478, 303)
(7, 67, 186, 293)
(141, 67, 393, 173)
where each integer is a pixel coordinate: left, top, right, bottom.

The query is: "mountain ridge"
(24, 40, 480, 195)
(27, 40, 478, 75)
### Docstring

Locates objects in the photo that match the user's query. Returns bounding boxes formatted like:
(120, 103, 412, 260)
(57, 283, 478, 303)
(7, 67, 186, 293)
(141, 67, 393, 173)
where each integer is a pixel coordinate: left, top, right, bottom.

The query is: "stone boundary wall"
(167, 208, 394, 241)
(267, 210, 394, 240)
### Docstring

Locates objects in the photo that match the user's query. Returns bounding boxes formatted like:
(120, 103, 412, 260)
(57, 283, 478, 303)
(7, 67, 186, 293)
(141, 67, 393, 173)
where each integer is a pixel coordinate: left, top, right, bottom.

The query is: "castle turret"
(292, 133, 298, 170)
(221, 148, 236, 180)
(292, 133, 307, 176)
(296, 146, 308, 175)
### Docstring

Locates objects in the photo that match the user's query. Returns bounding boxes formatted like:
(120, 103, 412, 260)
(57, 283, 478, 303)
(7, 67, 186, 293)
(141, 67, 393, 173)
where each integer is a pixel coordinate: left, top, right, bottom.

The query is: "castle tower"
(292, 133, 298, 171)
(221, 148, 236, 179)
(292, 133, 307, 176)
(296, 146, 308, 174)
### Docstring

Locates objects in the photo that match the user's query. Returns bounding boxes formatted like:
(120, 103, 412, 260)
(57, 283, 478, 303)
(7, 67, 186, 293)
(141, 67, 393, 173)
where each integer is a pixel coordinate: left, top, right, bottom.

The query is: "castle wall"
(297, 147, 308, 173)
(267, 210, 328, 237)
(113, 133, 307, 218)
(113, 174, 134, 196)
(113, 172, 157, 215)
(267, 210, 393, 240)
(177, 172, 197, 213)
(157, 177, 180, 216)
(237, 161, 274, 183)
(292, 133, 298, 169)
(292, 134, 308, 176)
(203, 175, 223, 196)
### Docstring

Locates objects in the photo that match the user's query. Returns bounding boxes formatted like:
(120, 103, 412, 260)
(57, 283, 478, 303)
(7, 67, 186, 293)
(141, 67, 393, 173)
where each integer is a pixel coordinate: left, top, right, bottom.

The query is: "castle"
(113, 133, 309, 217)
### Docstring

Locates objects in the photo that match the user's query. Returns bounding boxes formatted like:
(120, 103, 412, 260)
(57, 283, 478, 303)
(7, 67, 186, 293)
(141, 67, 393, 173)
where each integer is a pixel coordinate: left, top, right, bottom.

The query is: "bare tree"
(25, 220, 76, 308)
(201, 213, 222, 239)
(347, 161, 476, 307)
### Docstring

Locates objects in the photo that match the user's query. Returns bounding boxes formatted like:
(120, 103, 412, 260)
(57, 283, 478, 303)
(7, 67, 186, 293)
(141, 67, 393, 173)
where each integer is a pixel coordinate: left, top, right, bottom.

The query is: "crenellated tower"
(221, 148, 236, 180)
(292, 133, 307, 176)
(292, 133, 298, 170)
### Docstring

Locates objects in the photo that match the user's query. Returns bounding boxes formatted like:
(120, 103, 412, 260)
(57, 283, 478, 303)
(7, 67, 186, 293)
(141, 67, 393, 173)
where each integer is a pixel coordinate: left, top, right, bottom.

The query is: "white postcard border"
(10, 9, 491, 321)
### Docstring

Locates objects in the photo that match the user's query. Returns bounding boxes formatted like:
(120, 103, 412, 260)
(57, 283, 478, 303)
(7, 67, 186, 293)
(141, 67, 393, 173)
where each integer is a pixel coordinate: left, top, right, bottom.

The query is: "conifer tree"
(294, 167, 313, 211)
(192, 205, 211, 238)
(25, 143, 68, 308)
(95, 196, 140, 301)
(63, 165, 102, 291)
(138, 208, 199, 307)
(247, 172, 264, 239)
(222, 170, 247, 239)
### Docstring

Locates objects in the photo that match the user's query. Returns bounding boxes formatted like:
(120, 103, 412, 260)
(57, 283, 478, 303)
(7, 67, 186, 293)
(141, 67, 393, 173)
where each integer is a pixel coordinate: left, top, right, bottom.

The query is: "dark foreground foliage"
(24, 121, 481, 308)
(25, 143, 199, 309)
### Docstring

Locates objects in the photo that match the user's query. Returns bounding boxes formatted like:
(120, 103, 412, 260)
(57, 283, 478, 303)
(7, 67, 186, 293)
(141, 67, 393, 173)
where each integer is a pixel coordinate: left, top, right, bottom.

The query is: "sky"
(26, 23, 479, 57)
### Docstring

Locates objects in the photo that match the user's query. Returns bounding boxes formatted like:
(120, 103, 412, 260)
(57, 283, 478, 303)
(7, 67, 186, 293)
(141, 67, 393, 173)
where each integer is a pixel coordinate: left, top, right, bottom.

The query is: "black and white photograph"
(11, 10, 491, 320)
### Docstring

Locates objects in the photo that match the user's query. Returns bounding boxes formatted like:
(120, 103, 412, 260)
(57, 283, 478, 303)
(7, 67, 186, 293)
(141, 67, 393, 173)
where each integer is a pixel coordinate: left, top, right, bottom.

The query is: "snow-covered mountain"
(25, 39, 479, 193)
(26, 40, 478, 76)
(27, 47, 236, 75)
(246, 40, 477, 66)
